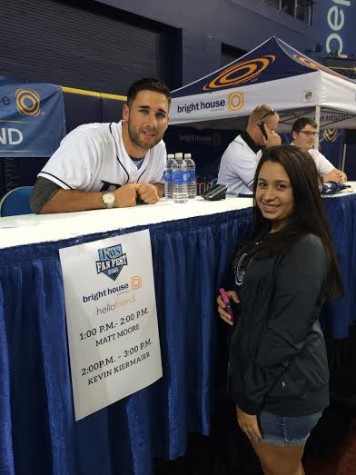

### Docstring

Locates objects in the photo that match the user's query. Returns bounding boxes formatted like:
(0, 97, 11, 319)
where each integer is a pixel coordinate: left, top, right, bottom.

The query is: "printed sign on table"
(59, 229, 162, 421)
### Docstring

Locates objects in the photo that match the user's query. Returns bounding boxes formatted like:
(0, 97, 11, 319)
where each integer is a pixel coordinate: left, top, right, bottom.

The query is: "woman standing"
(217, 145, 342, 475)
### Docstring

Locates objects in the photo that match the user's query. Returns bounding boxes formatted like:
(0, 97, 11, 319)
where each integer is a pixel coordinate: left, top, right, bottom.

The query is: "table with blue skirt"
(0, 191, 355, 475)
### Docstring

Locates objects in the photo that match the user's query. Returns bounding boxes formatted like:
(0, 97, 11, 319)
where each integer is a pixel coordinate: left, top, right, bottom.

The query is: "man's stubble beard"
(127, 121, 162, 151)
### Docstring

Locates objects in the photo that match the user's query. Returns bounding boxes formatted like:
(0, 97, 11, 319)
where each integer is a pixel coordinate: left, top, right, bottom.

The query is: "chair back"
(0, 186, 33, 217)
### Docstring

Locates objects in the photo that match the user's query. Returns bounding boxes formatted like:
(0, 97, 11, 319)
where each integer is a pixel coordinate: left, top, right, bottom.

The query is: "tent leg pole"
(315, 106, 321, 150)
(341, 142, 347, 172)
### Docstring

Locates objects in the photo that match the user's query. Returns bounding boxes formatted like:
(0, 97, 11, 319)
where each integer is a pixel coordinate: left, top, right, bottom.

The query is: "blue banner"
(315, 1, 355, 59)
(319, 128, 345, 168)
(0, 76, 66, 157)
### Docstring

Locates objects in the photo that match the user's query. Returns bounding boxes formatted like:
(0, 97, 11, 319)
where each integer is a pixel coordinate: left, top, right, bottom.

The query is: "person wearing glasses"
(217, 105, 281, 196)
(291, 118, 347, 183)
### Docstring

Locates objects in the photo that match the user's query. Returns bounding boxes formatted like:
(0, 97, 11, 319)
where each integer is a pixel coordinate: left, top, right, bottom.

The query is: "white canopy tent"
(170, 37, 356, 133)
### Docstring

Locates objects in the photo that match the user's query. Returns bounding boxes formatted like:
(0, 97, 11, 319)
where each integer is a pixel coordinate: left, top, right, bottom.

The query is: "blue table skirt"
(322, 194, 356, 337)
(0, 209, 253, 475)
(0, 195, 355, 475)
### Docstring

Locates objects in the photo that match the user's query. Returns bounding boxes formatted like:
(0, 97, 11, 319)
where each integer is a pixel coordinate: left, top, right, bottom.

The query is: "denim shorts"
(258, 410, 322, 447)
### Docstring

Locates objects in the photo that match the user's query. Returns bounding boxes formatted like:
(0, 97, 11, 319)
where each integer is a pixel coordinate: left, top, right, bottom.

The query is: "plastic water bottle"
(172, 153, 188, 203)
(174, 152, 183, 166)
(184, 152, 196, 199)
(164, 153, 176, 199)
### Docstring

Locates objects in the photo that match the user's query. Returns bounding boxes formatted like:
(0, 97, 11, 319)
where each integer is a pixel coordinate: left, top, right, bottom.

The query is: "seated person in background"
(30, 77, 171, 213)
(217, 104, 281, 196)
(291, 118, 347, 183)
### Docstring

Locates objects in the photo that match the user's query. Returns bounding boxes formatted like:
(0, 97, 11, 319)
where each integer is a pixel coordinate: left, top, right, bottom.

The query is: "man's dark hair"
(127, 78, 171, 107)
(292, 117, 317, 133)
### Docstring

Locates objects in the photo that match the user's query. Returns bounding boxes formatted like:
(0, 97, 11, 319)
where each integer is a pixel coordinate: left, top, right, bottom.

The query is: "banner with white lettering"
(315, 1, 354, 59)
(0, 76, 66, 157)
(59, 229, 162, 421)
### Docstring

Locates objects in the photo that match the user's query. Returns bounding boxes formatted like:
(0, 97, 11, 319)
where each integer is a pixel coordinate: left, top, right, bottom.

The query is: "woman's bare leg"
(250, 439, 305, 475)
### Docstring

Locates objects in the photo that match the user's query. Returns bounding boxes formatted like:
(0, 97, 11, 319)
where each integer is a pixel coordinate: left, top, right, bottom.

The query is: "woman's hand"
(217, 290, 239, 326)
(236, 406, 262, 443)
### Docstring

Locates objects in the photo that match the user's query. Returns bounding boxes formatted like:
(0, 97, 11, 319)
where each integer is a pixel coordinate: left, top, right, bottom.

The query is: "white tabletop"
(0, 196, 253, 250)
(2, 181, 356, 251)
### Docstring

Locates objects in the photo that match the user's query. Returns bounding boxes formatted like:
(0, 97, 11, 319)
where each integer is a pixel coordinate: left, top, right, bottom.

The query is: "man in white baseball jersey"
(30, 78, 171, 213)
(217, 105, 281, 196)
(291, 118, 347, 183)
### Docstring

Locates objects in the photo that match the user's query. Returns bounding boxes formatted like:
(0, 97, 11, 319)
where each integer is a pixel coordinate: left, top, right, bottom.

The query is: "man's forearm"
(40, 189, 106, 213)
(37, 183, 163, 213)
(322, 168, 347, 184)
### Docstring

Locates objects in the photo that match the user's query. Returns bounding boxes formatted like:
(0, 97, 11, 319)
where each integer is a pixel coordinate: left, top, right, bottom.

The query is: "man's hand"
(217, 290, 239, 326)
(323, 168, 347, 184)
(339, 171, 348, 183)
(236, 406, 262, 443)
(264, 125, 281, 148)
(113, 184, 139, 207)
(136, 184, 160, 204)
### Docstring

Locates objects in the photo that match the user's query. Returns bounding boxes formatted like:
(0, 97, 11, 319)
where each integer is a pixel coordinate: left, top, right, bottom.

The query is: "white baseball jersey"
(217, 133, 262, 196)
(38, 121, 166, 191)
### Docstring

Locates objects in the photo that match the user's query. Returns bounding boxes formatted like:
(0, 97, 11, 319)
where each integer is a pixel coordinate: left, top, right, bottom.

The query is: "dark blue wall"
(94, 0, 317, 49)
(94, 0, 322, 84)
(2, 0, 356, 194)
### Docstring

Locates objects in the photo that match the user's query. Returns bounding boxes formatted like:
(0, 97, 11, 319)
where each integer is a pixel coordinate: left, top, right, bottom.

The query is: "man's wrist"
(102, 192, 116, 208)
(154, 183, 164, 198)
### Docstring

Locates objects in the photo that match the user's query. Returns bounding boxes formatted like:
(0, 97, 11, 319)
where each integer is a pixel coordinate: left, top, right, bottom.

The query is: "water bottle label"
(164, 170, 172, 182)
(187, 170, 195, 181)
(173, 170, 187, 184)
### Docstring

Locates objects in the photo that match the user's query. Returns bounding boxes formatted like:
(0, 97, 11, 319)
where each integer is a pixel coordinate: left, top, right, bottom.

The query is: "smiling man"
(291, 118, 347, 184)
(30, 78, 171, 213)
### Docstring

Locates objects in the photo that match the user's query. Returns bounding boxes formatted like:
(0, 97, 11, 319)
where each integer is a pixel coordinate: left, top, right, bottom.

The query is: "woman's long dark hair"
(234, 144, 343, 300)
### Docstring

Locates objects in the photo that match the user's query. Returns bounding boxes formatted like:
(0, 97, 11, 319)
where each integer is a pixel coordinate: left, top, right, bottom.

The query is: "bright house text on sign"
(59, 229, 162, 421)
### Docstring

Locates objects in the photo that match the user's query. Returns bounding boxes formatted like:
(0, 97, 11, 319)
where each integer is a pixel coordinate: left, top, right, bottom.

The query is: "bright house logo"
(228, 92, 244, 112)
(15, 89, 41, 116)
(96, 244, 128, 281)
